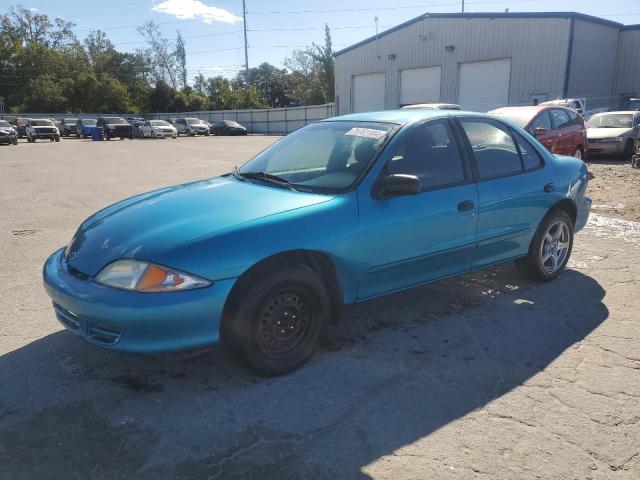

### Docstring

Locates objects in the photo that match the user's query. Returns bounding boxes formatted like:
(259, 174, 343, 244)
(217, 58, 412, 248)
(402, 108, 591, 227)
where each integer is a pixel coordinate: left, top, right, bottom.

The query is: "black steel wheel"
(222, 265, 330, 376)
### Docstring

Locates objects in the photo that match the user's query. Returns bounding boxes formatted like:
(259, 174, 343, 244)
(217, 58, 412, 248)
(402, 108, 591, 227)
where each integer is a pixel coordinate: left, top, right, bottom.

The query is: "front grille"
(54, 303, 80, 332)
(88, 321, 122, 345)
(37, 128, 56, 134)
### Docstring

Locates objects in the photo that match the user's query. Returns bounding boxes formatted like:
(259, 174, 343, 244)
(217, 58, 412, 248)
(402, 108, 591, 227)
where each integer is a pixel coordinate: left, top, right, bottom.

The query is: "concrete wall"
(567, 19, 620, 109)
(335, 16, 572, 114)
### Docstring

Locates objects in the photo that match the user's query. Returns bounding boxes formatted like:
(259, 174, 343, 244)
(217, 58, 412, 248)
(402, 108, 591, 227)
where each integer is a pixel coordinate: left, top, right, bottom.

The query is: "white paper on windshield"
(344, 127, 387, 140)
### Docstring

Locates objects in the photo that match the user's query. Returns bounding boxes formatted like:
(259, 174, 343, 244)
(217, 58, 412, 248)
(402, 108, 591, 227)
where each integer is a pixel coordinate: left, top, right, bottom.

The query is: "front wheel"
(516, 210, 574, 282)
(222, 265, 330, 376)
(573, 147, 583, 160)
(12, 137, 18, 145)
(624, 140, 634, 160)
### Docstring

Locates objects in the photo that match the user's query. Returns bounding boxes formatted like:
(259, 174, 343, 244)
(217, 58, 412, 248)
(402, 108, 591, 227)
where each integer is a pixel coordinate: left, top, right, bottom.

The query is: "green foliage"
(0, 6, 335, 114)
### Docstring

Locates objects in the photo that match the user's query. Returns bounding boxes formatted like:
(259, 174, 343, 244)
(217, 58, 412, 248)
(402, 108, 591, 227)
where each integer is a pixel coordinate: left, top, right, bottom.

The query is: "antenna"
(461, 0, 465, 13)
(242, 0, 249, 85)
(375, 16, 381, 59)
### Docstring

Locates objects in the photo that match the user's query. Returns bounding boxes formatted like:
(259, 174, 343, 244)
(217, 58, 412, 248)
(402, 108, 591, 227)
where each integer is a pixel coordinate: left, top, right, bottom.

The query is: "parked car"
(97, 117, 133, 140)
(59, 118, 79, 137)
(540, 98, 607, 119)
(25, 119, 60, 142)
(43, 109, 591, 376)
(0, 119, 18, 145)
(12, 118, 32, 138)
(75, 118, 97, 138)
(174, 117, 210, 136)
(401, 103, 462, 110)
(490, 105, 587, 159)
(139, 120, 178, 139)
(211, 120, 248, 136)
(586, 111, 640, 159)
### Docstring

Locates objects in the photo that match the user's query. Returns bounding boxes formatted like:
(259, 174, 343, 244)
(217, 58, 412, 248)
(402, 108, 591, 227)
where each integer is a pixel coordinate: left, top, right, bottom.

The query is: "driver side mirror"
(377, 174, 421, 198)
(533, 127, 547, 137)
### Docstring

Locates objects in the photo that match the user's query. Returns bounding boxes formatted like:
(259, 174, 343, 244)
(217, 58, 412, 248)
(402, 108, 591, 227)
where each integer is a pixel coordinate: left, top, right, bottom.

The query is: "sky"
(2, 0, 639, 81)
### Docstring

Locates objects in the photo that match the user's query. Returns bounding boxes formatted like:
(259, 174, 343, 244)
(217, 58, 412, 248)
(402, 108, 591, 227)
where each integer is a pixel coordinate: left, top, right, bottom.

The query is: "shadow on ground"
(0, 265, 607, 479)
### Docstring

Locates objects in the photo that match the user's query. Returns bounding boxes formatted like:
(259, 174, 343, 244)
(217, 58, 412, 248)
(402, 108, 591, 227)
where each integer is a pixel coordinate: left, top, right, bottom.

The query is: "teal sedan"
(43, 110, 591, 375)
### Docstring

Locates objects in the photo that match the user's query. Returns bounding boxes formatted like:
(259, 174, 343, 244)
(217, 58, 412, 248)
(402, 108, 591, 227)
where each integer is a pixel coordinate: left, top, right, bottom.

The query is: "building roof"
(335, 12, 633, 57)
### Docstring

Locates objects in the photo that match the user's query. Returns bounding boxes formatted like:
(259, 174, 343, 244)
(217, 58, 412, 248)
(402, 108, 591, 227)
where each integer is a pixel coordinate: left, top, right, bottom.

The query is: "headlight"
(95, 259, 211, 292)
(600, 137, 624, 143)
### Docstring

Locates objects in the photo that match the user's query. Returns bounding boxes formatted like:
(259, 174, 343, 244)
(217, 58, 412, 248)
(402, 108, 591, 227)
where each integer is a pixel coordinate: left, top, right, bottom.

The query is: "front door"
(356, 119, 478, 299)
(549, 108, 576, 156)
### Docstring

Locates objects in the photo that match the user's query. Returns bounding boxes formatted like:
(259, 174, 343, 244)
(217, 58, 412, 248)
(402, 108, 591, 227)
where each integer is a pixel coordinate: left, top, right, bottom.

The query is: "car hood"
(587, 127, 632, 139)
(0, 127, 15, 134)
(65, 177, 334, 276)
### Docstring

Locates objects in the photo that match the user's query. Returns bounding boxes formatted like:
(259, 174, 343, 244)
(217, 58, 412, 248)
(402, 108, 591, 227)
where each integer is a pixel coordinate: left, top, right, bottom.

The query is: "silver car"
(586, 111, 640, 158)
(140, 120, 177, 139)
(174, 117, 210, 136)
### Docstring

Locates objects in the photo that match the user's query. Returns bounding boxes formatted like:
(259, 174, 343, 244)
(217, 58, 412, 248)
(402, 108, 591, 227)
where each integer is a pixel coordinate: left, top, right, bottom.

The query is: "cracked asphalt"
(0, 137, 638, 479)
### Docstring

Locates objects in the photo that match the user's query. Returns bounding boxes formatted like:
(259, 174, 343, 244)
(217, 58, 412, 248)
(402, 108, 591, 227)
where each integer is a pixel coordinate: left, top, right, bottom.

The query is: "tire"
(12, 137, 18, 145)
(573, 147, 583, 160)
(105, 132, 110, 141)
(50, 138, 54, 142)
(188, 130, 195, 137)
(222, 265, 330, 376)
(515, 209, 574, 282)
(624, 140, 634, 160)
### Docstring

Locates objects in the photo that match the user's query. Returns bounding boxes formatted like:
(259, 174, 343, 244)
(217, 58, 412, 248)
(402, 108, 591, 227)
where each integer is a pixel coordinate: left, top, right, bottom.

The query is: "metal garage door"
(352, 73, 386, 113)
(458, 59, 511, 112)
(400, 66, 441, 106)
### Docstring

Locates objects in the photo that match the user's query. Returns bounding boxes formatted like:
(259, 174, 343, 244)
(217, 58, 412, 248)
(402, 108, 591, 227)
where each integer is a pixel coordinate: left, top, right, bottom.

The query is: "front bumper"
(31, 132, 59, 139)
(43, 248, 236, 353)
(575, 196, 592, 232)
(587, 141, 625, 155)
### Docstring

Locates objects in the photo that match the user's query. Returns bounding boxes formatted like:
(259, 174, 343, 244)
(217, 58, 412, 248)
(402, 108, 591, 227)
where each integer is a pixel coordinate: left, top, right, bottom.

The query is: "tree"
(311, 24, 335, 102)
(235, 62, 291, 107)
(175, 31, 187, 88)
(137, 21, 177, 89)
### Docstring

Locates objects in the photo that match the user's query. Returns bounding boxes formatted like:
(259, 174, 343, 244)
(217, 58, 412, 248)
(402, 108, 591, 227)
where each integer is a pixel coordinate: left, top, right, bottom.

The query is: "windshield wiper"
(229, 165, 246, 182)
(237, 171, 298, 191)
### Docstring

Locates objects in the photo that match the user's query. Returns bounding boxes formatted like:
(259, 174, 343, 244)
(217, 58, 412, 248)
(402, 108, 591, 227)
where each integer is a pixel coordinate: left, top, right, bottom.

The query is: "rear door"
(549, 109, 574, 155)
(457, 117, 559, 266)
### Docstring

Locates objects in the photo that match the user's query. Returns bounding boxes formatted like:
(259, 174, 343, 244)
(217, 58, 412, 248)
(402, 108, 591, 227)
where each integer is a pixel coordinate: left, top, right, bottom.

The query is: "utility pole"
(242, 0, 249, 85)
(461, 0, 465, 13)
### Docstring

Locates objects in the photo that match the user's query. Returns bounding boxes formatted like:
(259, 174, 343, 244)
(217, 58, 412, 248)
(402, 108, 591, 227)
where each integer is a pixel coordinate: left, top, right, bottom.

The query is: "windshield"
(223, 120, 241, 127)
(31, 120, 54, 126)
(491, 111, 533, 128)
(0, 120, 11, 128)
(82, 119, 97, 125)
(65, 118, 78, 123)
(587, 114, 633, 128)
(103, 118, 128, 125)
(150, 120, 170, 126)
(186, 118, 203, 125)
(239, 121, 394, 191)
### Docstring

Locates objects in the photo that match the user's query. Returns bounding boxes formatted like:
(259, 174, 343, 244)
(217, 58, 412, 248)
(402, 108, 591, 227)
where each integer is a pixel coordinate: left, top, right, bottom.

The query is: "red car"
(490, 106, 587, 160)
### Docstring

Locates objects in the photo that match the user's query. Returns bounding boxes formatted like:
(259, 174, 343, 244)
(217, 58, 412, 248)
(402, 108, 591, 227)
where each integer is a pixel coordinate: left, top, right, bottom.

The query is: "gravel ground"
(587, 158, 640, 222)
(0, 137, 638, 479)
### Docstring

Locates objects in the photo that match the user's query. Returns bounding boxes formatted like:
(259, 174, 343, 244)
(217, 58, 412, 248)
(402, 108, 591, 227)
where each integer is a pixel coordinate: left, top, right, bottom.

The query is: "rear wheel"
(573, 147, 583, 160)
(516, 210, 574, 282)
(55, 136, 60, 142)
(222, 265, 330, 376)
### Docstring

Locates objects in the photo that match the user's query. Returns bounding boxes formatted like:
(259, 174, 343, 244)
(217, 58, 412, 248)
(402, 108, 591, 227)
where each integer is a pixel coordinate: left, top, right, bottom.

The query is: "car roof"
(323, 109, 495, 125)
(491, 106, 550, 114)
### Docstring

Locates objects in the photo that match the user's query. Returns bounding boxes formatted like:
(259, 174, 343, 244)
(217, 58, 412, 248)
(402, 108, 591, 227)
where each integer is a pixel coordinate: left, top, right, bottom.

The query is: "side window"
(550, 109, 572, 129)
(388, 120, 466, 190)
(459, 119, 523, 179)
(513, 131, 544, 170)
(567, 110, 580, 126)
(531, 111, 552, 132)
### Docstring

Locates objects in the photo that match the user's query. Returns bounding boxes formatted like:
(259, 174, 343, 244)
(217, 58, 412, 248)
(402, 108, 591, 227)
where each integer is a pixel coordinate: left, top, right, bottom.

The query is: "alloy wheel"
(539, 220, 571, 274)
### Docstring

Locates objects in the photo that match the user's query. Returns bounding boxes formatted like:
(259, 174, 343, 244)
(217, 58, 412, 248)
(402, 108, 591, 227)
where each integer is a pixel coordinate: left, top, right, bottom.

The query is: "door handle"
(544, 183, 555, 193)
(457, 200, 475, 211)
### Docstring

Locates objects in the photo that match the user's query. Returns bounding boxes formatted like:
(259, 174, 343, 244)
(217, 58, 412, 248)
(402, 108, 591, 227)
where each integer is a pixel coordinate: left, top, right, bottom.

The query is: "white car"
(140, 120, 177, 139)
(174, 117, 210, 136)
(25, 119, 60, 143)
